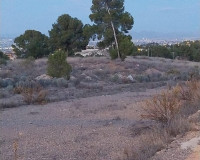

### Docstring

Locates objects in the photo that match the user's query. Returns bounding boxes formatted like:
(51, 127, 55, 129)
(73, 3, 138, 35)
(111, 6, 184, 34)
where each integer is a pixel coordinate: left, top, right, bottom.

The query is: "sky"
(0, 0, 200, 39)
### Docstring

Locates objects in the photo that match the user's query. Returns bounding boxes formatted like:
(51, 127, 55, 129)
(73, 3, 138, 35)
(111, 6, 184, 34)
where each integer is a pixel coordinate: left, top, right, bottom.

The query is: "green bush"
(109, 47, 118, 60)
(0, 51, 9, 65)
(0, 58, 7, 65)
(47, 50, 72, 79)
(118, 34, 136, 57)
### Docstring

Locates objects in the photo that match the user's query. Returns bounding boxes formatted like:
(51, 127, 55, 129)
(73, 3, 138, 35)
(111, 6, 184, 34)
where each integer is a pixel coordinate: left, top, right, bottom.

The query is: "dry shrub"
(136, 79, 200, 160)
(123, 128, 169, 160)
(13, 86, 23, 94)
(142, 80, 200, 124)
(166, 116, 192, 137)
(22, 87, 47, 105)
(177, 80, 200, 102)
(14, 83, 47, 105)
(142, 90, 182, 123)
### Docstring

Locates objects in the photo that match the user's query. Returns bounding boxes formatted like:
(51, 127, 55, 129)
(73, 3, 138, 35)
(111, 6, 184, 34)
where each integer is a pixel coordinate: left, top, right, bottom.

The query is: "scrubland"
(0, 55, 200, 160)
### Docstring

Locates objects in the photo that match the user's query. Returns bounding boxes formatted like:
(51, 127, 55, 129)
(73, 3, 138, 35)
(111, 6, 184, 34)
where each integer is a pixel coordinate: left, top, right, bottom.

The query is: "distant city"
(1, 36, 200, 53)
(0, 38, 14, 53)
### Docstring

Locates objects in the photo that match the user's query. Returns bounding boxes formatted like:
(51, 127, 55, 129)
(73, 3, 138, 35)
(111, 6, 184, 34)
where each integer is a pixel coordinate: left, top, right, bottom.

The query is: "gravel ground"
(1, 87, 199, 160)
(0, 89, 159, 160)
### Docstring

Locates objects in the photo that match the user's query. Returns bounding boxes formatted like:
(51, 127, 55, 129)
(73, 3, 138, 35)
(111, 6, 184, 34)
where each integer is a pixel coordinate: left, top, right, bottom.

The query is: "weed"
(13, 139, 18, 160)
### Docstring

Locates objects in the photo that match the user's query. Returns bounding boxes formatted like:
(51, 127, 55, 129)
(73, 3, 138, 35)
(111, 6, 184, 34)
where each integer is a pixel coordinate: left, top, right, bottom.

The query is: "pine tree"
(89, 0, 134, 59)
(49, 14, 90, 56)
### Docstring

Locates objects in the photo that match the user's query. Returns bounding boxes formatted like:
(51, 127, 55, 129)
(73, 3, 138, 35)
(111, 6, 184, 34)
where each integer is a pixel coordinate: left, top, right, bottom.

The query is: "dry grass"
(141, 89, 182, 123)
(142, 79, 200, 124)
(177, 80, 200, 102)
(123, 127, 169, 160)
(22, 87, 47, 105)
(13, 139, 18, 160)
(14, 84, 47, 105)
(126, 79, 200, 160)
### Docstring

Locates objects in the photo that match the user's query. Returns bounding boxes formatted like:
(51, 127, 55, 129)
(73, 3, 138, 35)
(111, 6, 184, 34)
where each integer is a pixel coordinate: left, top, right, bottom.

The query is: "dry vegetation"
(1, 56, 200, 109)
(128, 79, 200, 160)
(1, 55, 200, 160)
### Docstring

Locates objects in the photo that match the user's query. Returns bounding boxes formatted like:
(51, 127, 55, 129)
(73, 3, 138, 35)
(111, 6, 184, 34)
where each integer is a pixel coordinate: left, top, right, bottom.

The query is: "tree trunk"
(106, 3, 120, 59)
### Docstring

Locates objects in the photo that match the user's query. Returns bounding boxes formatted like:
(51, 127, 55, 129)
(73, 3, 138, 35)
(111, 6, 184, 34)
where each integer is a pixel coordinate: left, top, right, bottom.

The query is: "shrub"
(124, 128, 168, 160)
(14, 80, 47, 104)
(142, 90, 182, 123)
(135, 74, 150, 83)
(0, 51, 9, 65)
(21, 56, 35, 67)
(175, 80, 200, 102)
(8, 57, 36, 79)
(0, 58, 7, 65)
(47, 50, 72, 79)
(142, 80, 200, 136)
(53, 78, 68, 88)
(166, 116, 192, 137)
(109, 47, 118, 60)
(0, 78, 14, 88)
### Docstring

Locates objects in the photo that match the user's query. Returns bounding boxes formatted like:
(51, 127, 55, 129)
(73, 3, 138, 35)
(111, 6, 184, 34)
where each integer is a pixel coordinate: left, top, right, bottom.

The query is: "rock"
(145, 68, 163, 82)
(35, 74, 52, 80)
(145, 68, 162, 75)
(70, 76, 76, 81)
(74, 49, 106, 57)
(80, 73, 87, 77)
(127, 75, 136, 82)
(85, 76, 92, 81)
(54, 78, 68, 88)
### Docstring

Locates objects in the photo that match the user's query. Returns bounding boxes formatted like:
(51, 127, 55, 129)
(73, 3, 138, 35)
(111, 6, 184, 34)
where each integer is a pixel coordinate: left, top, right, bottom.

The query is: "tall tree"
(89, 0, 134, 59)
(49, 14, 90, 56)
(12, 30, 49, 58)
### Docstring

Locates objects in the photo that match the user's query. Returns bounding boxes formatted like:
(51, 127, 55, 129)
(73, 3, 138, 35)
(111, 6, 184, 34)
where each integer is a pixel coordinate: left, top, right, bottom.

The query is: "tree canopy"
(89, 0, 134, 59)
(12, 30, 49, 58)
(49, 14, 90, 56)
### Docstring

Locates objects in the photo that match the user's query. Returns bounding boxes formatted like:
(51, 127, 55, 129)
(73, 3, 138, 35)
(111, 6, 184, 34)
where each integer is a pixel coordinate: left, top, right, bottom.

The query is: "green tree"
(12, 30, 49, 58)
(90, 0, 134, 59)
(109, 34, 137, 60)
(151, 45, 172, 59)
(49, 14, 90, 56)
(0, 51, 9, 65)
(0, 51, 9, 60)
(172, 41, 200, 61)
(47, 50, 72, 79)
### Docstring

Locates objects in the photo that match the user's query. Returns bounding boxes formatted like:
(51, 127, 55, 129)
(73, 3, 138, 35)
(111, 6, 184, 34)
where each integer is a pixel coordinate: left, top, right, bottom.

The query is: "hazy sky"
(0, 0, 200, 38)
